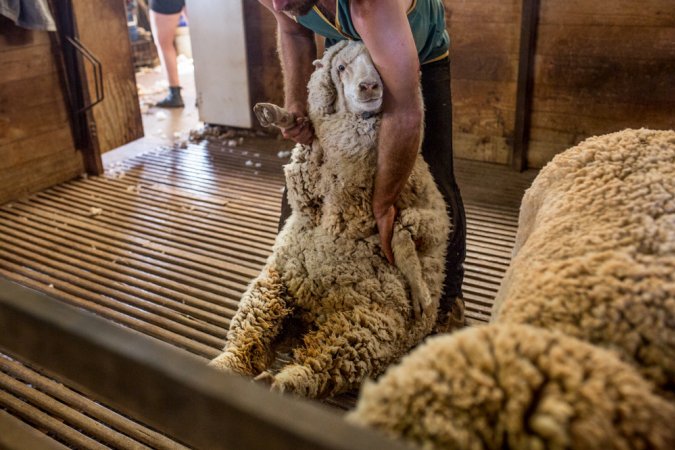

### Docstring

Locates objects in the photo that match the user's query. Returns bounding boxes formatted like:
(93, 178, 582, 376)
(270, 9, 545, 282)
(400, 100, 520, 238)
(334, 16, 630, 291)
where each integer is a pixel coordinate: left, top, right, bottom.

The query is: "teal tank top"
(294, 0, 449, 64)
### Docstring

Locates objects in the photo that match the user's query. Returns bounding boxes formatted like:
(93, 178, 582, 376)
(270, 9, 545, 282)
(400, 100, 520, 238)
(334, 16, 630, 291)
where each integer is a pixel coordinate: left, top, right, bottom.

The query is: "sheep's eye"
(338, 64, 346, 72)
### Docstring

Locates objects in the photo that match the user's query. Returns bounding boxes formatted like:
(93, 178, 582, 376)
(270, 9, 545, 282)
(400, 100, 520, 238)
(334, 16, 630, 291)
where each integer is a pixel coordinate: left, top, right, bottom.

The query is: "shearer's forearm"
(350, 0, 423, 218)
(372, 112, 422, 217)
(277, 29, 316, 112)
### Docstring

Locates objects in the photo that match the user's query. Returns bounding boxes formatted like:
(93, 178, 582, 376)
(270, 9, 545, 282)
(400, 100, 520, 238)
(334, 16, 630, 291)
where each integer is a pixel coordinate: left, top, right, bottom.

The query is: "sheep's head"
(308, 41, 383, 120)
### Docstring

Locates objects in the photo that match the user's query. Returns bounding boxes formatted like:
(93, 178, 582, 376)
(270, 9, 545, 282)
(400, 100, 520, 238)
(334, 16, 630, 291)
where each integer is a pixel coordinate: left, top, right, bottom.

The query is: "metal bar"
(0, 278, 408, 450)
(511, 0, 541, 172)
(65, 36, 105, 112)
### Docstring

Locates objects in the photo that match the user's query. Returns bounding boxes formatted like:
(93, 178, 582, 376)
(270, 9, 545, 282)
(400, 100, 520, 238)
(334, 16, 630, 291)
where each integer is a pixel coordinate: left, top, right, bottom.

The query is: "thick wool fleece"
(493, 129, 675, 391)
(349, 324, 675, 450)
(210, 41, 450, 398)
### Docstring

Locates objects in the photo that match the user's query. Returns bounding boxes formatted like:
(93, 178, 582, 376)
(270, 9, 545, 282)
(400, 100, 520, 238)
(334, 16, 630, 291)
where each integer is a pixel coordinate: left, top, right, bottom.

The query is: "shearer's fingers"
(282, 120, 314, 145)
(297, 117, 315, 143)
(296, 124, 315, 145)
(375, 206, 396, 265)
(281, 125, 304, 142)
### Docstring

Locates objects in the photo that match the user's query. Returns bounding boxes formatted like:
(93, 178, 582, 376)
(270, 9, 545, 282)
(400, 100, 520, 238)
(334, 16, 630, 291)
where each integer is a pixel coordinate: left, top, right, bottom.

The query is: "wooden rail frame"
(0, 278, 409, 450)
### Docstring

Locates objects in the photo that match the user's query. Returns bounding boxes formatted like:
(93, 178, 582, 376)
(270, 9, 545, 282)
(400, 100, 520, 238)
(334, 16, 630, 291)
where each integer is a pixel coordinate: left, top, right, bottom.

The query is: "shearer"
(260, 0, 466, 331)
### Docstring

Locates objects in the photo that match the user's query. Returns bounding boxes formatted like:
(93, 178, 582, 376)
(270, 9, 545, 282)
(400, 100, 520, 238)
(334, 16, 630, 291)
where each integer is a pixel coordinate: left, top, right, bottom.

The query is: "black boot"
(155, 86, 184, 108)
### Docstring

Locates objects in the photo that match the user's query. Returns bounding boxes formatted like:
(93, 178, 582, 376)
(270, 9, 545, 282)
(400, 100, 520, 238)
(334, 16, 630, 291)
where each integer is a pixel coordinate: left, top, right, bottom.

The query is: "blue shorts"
(149, 0, 185, 15)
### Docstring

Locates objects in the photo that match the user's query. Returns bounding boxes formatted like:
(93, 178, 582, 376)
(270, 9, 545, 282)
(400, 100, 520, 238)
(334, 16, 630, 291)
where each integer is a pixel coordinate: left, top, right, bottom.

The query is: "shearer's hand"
(375, 205, 397, 265)
(281, 105, 314, 145)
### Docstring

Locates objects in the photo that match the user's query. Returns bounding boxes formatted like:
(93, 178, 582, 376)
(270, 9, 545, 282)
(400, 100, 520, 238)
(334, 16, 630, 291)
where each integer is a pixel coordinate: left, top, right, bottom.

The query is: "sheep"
(493, 128, 675, 391)
(348, 324, 675, 450)
(348, 129, 675, 449)
(209, 40, 451, 398)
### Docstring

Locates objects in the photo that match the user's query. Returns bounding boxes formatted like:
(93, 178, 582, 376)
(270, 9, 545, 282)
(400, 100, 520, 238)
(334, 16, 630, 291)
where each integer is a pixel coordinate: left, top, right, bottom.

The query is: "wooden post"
(511, 0, 540, 172)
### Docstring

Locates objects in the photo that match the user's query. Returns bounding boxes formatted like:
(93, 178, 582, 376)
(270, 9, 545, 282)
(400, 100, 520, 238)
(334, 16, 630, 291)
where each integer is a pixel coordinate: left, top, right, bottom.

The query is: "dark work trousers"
(419, 57, 466, 302)
(277, 57, 466, 303)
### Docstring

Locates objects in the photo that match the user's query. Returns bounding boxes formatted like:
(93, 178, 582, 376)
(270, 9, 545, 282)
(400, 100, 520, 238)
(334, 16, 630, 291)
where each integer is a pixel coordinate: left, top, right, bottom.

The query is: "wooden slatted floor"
(0, 137, 536, 448)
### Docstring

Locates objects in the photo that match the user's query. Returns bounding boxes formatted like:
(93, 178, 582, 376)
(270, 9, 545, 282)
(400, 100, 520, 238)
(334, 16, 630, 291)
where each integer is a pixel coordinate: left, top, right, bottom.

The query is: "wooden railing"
(0, 278, 409, 450)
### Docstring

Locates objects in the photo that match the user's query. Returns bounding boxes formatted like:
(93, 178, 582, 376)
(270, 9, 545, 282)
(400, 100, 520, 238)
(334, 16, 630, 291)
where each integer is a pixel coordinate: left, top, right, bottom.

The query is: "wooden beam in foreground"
(0, 278, 409, 450)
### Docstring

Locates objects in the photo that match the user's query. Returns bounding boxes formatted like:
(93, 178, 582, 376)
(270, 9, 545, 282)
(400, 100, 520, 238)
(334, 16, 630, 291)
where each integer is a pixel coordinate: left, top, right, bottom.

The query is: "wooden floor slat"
(7, 200, 261, 280)
(0, 137, 532, 443)
(0, 353, 189, 450)
(27, 192, 270, 268)
(0, 230, 238, 321)
(70, 179, 278, 242)
(52, 182, 277, 248)
(0, 228, 232, 333)
(0, 209, 254, 299)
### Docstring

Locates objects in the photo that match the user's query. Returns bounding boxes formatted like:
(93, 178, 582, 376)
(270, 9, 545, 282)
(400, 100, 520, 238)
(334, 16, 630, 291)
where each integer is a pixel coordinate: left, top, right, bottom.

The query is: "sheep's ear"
(313, 59, 323, 68)
(307, 41, 349, 117)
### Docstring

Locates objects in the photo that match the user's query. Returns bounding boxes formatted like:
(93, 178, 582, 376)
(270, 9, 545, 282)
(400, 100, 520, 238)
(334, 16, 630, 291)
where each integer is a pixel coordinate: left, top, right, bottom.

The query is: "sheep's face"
(332, 46, 383, 116)
(308, 41, 383, 120)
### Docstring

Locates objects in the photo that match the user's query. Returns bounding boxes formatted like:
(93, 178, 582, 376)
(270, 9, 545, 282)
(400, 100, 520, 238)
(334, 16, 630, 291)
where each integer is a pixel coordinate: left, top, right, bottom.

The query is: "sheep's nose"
(359, 81, 380, 92)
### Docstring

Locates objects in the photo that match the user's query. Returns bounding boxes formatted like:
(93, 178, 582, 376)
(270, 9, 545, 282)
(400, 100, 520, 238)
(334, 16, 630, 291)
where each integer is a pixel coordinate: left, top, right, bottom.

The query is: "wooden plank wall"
(444, 0, 521, 165)
(527, 0, 675, 167)
(0, 17, 84, 205)
(444, 0, 674, 168)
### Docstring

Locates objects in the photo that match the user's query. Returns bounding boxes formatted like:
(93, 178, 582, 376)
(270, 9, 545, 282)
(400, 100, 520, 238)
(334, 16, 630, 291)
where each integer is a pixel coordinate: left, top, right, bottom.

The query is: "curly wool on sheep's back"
(492, 129, 675, 390)
(348, 324, 675, 450)
(209, 41, 450, 398)
(349, 129, 674, 449)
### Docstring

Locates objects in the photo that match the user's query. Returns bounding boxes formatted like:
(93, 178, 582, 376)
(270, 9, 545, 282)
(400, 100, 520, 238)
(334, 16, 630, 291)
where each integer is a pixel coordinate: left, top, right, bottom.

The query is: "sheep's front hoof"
(209, 351, 243, 374)
(253, 370, 276, 386)
(271, 365, 317, 397)
(410, 284, 436, 321)
(253, 103, 294, 128)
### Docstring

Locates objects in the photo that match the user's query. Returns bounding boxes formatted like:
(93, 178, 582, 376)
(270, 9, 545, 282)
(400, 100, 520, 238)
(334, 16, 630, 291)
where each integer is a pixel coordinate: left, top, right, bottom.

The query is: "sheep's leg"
(391, 225, 432, 319)
(209, 268, 292, 376)
(253, 103, 295, 129)
(398, 207, 450, 252)
(270, 306, 404, 398)
(392, 208, 450, 319)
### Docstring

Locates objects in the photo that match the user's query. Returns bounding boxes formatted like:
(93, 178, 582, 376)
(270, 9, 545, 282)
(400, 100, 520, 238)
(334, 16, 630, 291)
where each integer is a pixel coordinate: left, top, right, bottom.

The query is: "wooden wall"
(444, 0, 675, 168)
(444, 0, 520, 165)
(0, 17, 84, 205)
(527, 0, 675, 167)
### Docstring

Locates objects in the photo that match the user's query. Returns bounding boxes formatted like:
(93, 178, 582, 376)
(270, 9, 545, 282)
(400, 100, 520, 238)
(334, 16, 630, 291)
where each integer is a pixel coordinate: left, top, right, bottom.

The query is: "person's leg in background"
(149, 0, 184, 108)
(420, 57, 467, 333)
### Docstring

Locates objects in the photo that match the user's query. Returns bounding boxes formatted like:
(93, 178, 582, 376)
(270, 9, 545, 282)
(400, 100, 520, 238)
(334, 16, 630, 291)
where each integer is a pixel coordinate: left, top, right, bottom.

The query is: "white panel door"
(186, 0, 252, 128)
